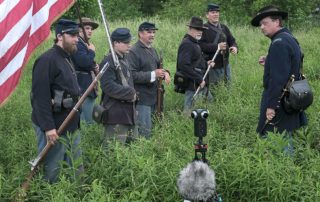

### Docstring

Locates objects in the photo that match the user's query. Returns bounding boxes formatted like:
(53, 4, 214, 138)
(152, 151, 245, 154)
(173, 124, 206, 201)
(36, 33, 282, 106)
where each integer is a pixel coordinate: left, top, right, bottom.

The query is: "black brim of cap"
(64, 30, 79, 35)
(251, 11, 288, 26)
(139, 28, 159, 31)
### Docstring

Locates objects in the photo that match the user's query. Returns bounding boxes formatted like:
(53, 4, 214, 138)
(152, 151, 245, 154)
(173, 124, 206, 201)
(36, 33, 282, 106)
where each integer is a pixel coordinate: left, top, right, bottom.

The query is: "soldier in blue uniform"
(99, 28, 137, 146)
(199, 3, 238, 85)
(72, 17, 99, 124)
(31, 19, 83, 183)
(251, 6, 307, 153)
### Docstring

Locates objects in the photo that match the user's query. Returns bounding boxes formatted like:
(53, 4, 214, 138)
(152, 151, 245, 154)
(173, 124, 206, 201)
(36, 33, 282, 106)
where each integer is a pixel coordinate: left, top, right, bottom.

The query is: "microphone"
(177, 161, 216, 201)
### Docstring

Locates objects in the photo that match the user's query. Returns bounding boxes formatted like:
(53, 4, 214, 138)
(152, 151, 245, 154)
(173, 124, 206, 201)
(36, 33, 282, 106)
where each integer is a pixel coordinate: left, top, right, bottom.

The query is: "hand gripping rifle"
(16, 63, 109, 198)
(156, 50, 164, 119)
(192, 46, 220, 100)
(97, 0, 128, 87)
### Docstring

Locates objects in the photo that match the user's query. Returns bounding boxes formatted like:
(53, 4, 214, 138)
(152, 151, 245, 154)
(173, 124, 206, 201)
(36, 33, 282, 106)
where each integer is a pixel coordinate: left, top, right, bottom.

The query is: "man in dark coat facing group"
(251, 6, 307, 153)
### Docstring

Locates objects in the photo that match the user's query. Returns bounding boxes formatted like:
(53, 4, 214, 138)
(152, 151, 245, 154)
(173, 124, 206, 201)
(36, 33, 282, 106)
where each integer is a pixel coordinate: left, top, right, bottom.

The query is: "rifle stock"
(156, 50, 164, 119)
(16, 62, 109, 198)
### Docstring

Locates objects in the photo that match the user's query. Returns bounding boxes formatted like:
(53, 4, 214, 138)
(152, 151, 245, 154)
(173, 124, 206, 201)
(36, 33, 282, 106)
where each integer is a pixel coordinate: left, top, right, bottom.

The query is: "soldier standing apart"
(31, 19, 83, 183)
(71, 17, 99, 124)
(99, 28, 137, 146)
(128, 22, 170, 139)
(199, 3, 238, 85)
(251, 6, 307, 154)
(176, 17, 214, 116)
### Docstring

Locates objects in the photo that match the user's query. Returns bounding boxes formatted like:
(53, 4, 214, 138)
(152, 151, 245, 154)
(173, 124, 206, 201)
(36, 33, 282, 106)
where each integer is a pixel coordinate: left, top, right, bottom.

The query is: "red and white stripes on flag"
(0, 0, 75, 106)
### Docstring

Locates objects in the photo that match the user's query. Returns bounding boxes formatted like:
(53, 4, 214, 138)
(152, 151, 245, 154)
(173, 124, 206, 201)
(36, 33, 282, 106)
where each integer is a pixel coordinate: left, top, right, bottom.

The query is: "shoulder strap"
(207, 23, 223, 45)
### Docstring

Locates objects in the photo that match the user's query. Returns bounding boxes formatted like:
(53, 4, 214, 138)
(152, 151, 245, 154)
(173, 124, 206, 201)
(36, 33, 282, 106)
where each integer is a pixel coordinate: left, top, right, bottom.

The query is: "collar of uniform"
(53, 44, 70, 58)
(116, 52, 125, 59)
(185, 34, 198, 43)
(207, 22, 222, 30)
(137, 39, 152, 49)
(271, 27, 288, 40)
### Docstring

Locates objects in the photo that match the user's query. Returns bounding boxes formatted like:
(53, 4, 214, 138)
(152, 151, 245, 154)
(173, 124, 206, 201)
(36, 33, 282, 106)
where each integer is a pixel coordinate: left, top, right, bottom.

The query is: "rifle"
(156, 50, 164, 119)
(192, 46, 220, 100)
(16, 62, 109, 198)
(220, 35, 228, 84)
(75, 0, 89, 45)
(97, 0, 128, 87)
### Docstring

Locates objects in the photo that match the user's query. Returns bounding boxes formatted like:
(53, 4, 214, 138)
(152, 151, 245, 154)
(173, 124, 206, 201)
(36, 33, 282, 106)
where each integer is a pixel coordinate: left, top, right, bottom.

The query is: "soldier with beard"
(31, 19, 83, 183)
(176, 17, 214, 116)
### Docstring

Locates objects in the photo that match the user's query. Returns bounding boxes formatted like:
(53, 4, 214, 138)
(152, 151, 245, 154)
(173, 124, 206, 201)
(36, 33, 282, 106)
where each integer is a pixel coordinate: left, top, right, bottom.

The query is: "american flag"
(0, 0, 75, 106)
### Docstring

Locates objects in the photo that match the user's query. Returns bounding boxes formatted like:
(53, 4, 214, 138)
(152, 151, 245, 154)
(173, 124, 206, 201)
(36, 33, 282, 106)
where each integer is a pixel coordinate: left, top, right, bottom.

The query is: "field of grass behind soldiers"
(0, 18, 319, 201)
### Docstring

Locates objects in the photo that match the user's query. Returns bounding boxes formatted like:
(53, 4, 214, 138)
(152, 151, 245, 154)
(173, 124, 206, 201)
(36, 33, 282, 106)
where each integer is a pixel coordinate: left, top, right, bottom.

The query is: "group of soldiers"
(30, 3, 307, 183)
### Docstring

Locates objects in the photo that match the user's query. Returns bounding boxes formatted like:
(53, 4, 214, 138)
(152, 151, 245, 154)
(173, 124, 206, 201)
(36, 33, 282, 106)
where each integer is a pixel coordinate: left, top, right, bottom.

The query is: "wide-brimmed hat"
(55, 19, 79, 36)
(251, 5, 288, 27)
(187, 16, 208, 30)
(111, 28, 133, 43)
(78, 17, 99, 30)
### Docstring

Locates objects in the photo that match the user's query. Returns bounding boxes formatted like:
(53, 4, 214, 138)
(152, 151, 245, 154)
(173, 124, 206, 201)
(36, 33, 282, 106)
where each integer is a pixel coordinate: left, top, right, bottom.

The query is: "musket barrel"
(193, 47, 221, 99)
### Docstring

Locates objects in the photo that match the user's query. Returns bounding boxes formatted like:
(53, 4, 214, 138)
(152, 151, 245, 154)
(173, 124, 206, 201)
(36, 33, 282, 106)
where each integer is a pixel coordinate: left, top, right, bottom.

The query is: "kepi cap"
(207, 3, 220, 12)
(138, 22, 158, 31)
(55, 19, 79, 36)
(111, 28, 133, 43)
(251, 5, 288, 27)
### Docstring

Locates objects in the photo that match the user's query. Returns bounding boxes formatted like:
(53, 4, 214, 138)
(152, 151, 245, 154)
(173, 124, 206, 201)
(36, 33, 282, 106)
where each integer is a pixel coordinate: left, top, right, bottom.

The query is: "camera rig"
(191, 109, 209, 163)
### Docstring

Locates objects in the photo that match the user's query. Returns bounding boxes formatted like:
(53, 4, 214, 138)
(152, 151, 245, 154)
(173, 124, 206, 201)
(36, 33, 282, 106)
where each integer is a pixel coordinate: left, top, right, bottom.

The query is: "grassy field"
(0, 18, 320, 201)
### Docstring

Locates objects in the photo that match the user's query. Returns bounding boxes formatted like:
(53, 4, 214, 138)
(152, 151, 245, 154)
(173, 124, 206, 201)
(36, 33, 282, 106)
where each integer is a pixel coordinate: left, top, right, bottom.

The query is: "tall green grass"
(0, 18, 319, 201)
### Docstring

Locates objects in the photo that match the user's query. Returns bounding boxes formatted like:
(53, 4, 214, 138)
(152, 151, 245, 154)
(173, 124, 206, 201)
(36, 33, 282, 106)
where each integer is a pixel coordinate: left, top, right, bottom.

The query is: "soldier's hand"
(45, 129, 59, 144)
(218, 42, 227, 50)
(155, 69, 165, 78)
(88, 43, 96, 51)
(200, 80, 206, 88)
(259, 56, 266, 66)
(229, 46, 238, 54)
(266, 108, 275, 121)
(94, 64, 99, 75)
(207, 60, 215, 68)
(164, 71, 171, 85)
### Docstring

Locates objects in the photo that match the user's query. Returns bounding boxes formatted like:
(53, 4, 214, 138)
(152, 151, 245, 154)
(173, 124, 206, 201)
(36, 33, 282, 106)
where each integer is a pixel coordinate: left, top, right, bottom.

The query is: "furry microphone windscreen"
(177, 161, 216, 201)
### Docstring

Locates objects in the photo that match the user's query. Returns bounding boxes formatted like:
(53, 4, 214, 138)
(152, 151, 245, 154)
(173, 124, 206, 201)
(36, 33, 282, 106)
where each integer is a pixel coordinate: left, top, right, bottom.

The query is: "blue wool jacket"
(71, 37, 97, 98)
(257, 28, 307, 134)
